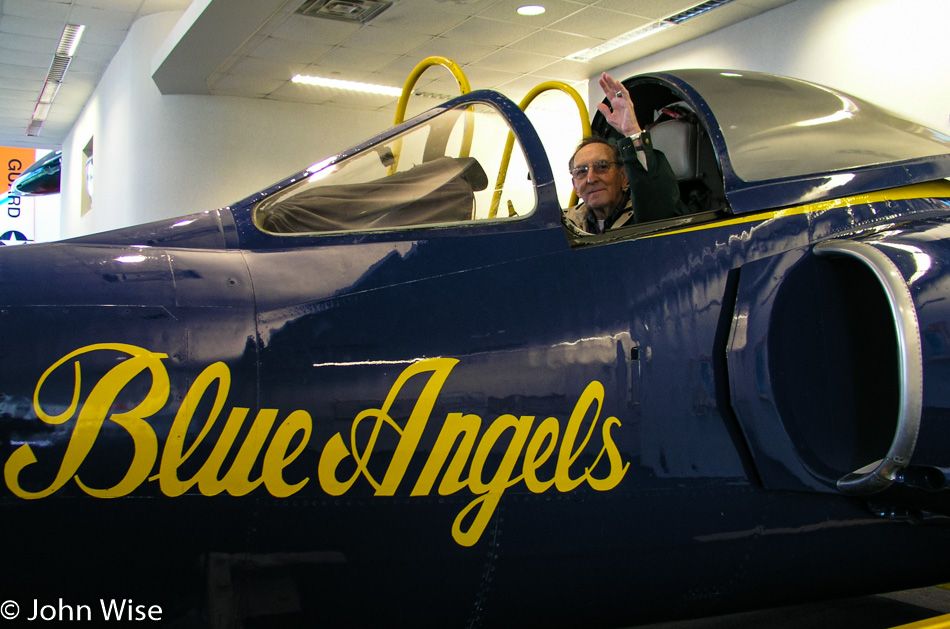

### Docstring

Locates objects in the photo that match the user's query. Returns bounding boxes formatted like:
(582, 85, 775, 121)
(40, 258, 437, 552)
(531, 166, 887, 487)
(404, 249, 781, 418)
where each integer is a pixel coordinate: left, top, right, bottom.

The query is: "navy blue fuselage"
(2, 70, 950, 628)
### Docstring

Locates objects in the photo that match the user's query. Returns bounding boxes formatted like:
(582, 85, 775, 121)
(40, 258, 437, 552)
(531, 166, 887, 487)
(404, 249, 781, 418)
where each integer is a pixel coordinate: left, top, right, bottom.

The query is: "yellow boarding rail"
(390, 56, 473, 173)
(489, 81, 591, 218)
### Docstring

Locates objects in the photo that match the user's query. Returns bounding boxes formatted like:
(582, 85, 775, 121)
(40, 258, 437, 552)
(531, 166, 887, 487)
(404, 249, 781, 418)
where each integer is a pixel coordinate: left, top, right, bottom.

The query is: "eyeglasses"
(570, 160, 620, 180)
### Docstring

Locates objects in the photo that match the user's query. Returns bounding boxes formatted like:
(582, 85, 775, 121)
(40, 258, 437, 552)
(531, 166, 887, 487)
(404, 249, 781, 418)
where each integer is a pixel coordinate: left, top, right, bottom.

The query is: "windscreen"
(254, 101, 537, 235)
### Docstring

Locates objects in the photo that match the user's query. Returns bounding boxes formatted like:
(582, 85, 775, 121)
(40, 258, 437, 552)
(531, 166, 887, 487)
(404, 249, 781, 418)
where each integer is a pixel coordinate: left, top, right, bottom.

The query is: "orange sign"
(2, 147, 37, 193)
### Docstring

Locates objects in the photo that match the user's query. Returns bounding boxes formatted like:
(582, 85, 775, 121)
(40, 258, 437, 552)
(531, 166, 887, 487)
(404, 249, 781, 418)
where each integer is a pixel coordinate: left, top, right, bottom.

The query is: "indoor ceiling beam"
(151, 0, 289, 95)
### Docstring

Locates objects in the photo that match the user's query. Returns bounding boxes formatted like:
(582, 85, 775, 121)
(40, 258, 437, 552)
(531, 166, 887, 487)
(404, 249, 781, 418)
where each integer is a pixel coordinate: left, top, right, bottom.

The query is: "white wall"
(60, 12, 393, 239)
(600, 0, 950, 135)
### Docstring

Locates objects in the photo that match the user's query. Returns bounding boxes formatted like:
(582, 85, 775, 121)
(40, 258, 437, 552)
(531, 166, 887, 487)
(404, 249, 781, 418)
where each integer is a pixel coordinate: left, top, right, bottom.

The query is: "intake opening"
(768, 253, 900, 482)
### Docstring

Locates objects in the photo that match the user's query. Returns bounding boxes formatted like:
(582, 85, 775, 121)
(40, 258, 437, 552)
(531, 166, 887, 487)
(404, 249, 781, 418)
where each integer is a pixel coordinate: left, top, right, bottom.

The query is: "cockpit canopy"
(254, 100, 539, 236)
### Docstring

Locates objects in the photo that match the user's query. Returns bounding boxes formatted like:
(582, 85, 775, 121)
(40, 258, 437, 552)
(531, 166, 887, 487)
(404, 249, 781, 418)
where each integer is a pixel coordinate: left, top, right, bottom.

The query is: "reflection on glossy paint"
(305, 157, 338, 183)
(877, 241, 933, 284)
(114, 255, 148, 264)
(795, 95, 858, 127)
(799, 174, 857, 203)
(312, 358, 424, 368)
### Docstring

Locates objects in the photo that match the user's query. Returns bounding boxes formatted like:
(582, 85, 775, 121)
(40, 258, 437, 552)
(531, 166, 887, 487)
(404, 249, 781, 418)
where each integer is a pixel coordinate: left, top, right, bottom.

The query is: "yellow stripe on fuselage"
(652, 180, 950, 238)
(889, 612, 950, 629)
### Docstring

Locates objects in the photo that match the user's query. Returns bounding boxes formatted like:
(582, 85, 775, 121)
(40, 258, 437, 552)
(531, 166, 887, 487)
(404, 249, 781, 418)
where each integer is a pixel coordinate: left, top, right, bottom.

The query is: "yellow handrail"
(489, 81, 591, 218)
(390, 56, 473, 173)
(394, 56, 470, 125)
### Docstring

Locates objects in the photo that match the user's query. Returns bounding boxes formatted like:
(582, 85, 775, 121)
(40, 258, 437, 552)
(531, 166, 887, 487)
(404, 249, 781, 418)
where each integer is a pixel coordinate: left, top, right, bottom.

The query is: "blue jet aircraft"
(2, 67, 950, 628)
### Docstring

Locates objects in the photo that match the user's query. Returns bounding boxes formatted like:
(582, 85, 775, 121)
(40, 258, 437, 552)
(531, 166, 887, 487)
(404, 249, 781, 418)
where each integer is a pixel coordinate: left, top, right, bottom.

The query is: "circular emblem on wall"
(0, 230, 31, 246)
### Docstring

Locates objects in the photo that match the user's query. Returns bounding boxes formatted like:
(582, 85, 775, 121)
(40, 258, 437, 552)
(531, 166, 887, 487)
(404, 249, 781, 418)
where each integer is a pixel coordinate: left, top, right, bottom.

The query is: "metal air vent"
(295, 0, 393, 23)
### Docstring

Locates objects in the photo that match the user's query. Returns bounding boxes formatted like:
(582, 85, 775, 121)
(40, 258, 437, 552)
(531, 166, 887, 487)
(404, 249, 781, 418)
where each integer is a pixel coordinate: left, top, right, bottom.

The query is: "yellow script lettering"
(318, 358, 631, 547)
(7, 346, 628, 547)
(5, 344, 168, 499)
(318, 358, 457, 496)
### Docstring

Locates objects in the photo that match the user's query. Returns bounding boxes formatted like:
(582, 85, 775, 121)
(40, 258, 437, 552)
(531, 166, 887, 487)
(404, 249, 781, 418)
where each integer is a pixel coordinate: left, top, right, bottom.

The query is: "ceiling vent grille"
(295, 0, 394, 23)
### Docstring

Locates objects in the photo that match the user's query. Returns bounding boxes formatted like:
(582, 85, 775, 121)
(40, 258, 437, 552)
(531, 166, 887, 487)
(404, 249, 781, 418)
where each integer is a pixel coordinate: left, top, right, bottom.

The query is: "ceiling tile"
(405, 36, 498, 65)
(0, 63, 48, 80)
(80, 26, 129, 47)
(74, 41, 122, 63)
(139, 0, 193, 13)
(67, 57, 110, 74)
(399, 0, 503, 18)
(452, 64, 520, 89)
(2, 0, 71, 21)
(270, 13, 361, 45)
(529, 57, 600, 82)
(471, 47, 558, 74)
(267, 80, 336, 104)
(486, 73, 559, 102)
(370, 2, 469, 35)
(0, 15, 66, 39)
(507, 27, 600, 56)
(298, 61, 373, 83)
(443, 16, 538, 46)
(51, 81, 95, 105)
(344, 25, 434, 55)
(251, 36, 334, 64)
(67, 5, 135, 30)
(0, 33, 58, 54)
(0, 100, 34, 116)
(228, 56, 309, 81)
(0, 76, 46, 92)
(549, 7, 649, 39)
(0, 85, 38, 100)
(325, 90, 399, 109)
(0, 48, 52, 69)
(371, 55, 444, 86)
(75, 0, 145, 12)
(318, 45, 401, 73)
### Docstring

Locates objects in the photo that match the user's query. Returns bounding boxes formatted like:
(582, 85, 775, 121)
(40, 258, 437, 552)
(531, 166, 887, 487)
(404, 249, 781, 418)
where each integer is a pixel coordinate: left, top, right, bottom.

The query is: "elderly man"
(564, 73, 688, 234)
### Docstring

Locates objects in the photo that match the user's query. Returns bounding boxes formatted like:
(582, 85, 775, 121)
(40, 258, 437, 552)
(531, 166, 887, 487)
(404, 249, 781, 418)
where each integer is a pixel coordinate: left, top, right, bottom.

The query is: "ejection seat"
(648, 112, 726, 215)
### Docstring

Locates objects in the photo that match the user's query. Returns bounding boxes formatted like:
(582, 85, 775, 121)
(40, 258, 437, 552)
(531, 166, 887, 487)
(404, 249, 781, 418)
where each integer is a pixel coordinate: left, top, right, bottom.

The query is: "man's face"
(571, 142, 627, 217)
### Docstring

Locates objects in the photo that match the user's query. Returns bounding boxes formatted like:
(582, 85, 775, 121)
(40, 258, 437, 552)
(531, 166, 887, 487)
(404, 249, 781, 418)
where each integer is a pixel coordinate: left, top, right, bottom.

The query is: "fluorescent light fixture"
(38, 82, 60, 104)
(568, 21, 673, 61)
(667, 0, 738, 24)
(56, 24, 86, 57)
(31, 102, 51, 122)
(27, 23, 85, 137)
(292, 74, 402, 96)
(517, 5, 546, 16)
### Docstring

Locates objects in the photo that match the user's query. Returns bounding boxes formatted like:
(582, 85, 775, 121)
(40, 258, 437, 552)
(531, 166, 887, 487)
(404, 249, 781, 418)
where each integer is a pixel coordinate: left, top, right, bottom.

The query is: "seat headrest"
(650, 119, 697, 181)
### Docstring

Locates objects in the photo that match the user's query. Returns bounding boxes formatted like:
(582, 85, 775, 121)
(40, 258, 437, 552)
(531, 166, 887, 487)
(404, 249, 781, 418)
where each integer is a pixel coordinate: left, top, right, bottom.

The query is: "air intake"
(295, 0, 393, 23)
